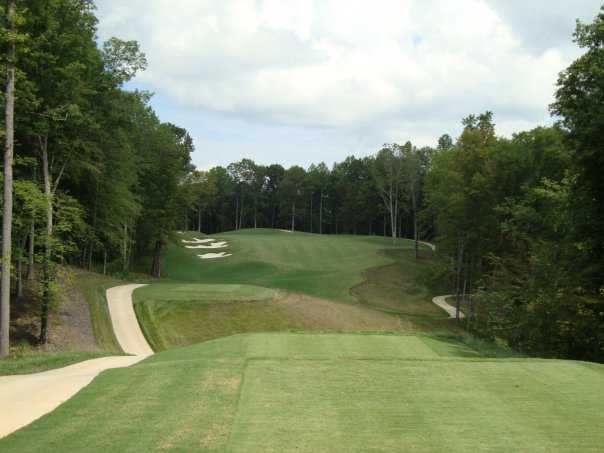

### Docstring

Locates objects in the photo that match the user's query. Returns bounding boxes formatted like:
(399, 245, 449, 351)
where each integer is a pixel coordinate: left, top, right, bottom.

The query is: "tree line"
(0, 0, 194, 354)
(182, 147, 428, 249)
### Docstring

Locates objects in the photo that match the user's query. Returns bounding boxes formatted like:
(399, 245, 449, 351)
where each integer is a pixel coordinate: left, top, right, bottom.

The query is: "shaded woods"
(0, 1, 193, 351)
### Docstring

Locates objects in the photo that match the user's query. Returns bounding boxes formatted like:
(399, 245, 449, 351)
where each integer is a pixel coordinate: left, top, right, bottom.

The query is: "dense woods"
(0, 1, 603, 361)
(0, 0, 194, 351)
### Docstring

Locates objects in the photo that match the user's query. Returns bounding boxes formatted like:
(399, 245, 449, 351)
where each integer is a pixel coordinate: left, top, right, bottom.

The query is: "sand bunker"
(198, 252, 232, 259)
(186, 242, 228, 250)
(181, 238, 214, 244)
(279, 229, 293, 233)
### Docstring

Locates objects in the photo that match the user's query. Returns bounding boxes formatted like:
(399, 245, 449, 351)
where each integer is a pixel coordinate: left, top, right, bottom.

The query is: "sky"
(94, 0, 603, 170)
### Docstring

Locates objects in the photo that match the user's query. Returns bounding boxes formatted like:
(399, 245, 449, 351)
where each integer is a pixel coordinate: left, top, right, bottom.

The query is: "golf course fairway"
(1, 229, 603, 452)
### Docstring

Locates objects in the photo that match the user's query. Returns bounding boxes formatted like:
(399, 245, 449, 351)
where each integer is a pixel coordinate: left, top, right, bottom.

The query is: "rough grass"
(0, 351, 110, 376)
(2, 333, 603, 452)
(133, 283, 403, 351)
(73, 273, 124, 353)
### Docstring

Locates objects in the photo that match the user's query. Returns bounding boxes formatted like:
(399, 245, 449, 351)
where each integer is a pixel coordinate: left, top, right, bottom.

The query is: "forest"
(1, 1, 603, 362)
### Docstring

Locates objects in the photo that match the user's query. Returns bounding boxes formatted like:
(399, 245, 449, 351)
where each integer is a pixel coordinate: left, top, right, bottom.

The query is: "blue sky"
(96, 0, 603, 170)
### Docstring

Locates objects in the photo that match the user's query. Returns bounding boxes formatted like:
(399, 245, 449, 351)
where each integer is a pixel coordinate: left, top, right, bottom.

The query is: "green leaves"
(102, 37, 147, 84)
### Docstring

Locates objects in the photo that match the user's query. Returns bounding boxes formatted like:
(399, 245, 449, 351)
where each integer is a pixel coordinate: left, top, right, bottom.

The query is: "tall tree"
(1, 0, 16, 356)
(552, 7, 604, 293)
(373, 144, 405, 242)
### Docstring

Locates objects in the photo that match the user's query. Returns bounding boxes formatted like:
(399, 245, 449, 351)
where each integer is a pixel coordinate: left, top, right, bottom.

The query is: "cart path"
(432, 294, 465, 319)
(0, 283, 152, 438)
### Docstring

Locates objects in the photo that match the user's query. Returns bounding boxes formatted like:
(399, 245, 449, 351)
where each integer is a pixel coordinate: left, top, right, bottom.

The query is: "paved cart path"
(432, 294, 465, 319)
(0, 284, 152, 438)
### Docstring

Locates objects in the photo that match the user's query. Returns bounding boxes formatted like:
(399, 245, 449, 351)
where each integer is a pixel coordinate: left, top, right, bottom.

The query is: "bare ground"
(11, 267, 99, 352)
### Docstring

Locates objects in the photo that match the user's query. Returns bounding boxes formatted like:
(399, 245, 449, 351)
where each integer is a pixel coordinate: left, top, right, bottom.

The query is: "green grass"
(135, 230, 469, 350)
(7, 229, 594, 451)
(133, 281, 408, 351)
(2, 333, 603, 452)
(134, 283, 281, 350)
(0, 351, 110, 376)
(164, 229, 430, 302)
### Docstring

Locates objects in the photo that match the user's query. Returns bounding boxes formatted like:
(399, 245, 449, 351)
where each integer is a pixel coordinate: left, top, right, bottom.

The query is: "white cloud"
(94, 0, 601, 166)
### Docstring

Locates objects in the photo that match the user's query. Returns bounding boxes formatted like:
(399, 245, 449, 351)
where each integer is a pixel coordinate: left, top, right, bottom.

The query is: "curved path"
(432, 294, 465, 319)
(0, 283, 152, 438)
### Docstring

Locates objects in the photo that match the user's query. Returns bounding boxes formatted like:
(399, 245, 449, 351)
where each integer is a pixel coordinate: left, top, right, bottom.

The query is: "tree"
(102, 37, 147, 84)
(373, 144, 405, 242)
(400, 143, 423, 258)
(1, 0, 17, 356)
(281, 166, 306, 232)
(552, 7, 604, 294)
(307, 162, 330, 234)
(264, 164, 285, 229)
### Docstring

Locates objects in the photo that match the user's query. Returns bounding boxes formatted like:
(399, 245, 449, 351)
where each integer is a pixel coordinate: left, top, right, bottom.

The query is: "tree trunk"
(414, 210, 419, 259)
(412, 189, 419, 259)
(1, 0, 16, 356)
(319, 191, 323, 234)
(390, 195, 397, 243)
(291, 202, 295, 232)
(234, 197, 239, 230)
(39, 138, 53, 345)
(16, 237, 24, 299)
(462, 261, 469, 327)
(27, 219, 35, 280)
(254, 199, 257, 229)
(88, 248, 93, 271)
(238, 196, 244, 230)
(310, 194, 313, 233)
(455, 240, 465, 321)
(198, 203, 202, 233)
(122, 223, 128, 272)
(151, 240, 162, 278)
(103, 248, 107, 276)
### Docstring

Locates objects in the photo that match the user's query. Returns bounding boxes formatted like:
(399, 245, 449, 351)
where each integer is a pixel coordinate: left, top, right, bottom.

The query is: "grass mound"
(135, 229, 448, 350)
(2, 333, 603, 452)
(133, 283, 403, 351)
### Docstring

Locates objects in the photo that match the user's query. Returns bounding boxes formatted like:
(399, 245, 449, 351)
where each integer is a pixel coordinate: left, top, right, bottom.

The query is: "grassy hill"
(163, 229, 430, 302)
(135, 229, 461, 350)
(2, 333, 603, 452)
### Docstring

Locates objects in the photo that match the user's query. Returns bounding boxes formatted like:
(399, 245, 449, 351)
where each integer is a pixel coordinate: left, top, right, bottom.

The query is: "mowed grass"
(164, 229, 427, 302)
(0, 351, 110, 376)
(138, 230, 514, 352)
(2, 333, 603, 452)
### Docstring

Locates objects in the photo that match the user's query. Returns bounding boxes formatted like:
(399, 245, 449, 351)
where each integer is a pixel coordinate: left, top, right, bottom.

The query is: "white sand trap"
(279, 229, 293, 233)
(186, 242, 228, 249)
(198, 252, 232, 259)
(181, 238, 214, 244)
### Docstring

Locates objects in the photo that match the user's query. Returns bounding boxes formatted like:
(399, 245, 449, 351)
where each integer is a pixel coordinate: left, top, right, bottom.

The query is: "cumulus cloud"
(94, 0, 602, 166)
